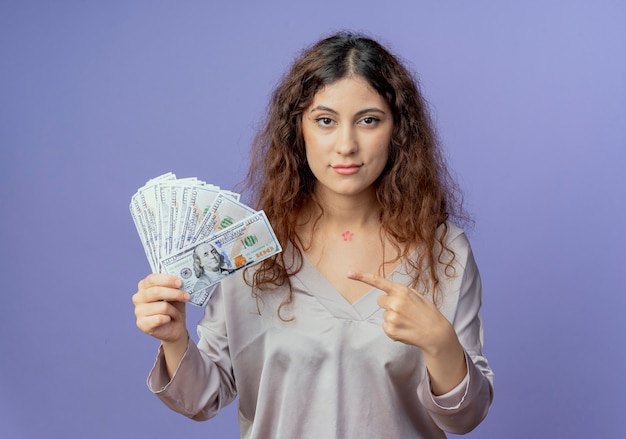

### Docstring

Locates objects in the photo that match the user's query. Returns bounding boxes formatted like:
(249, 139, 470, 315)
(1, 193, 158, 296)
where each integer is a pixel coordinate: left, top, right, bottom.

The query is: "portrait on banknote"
(192, 242, 232, 293)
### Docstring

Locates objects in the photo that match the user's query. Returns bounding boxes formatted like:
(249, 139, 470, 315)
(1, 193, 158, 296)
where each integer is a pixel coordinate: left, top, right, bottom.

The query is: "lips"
(332, 163, 362, 175)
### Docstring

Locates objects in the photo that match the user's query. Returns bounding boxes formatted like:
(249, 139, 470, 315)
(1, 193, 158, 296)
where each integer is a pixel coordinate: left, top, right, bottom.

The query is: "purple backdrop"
(1, 1, 624, 438)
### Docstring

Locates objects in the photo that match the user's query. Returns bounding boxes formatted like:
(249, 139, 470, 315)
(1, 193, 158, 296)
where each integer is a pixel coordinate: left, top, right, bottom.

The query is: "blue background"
(1, 1, 625, 438)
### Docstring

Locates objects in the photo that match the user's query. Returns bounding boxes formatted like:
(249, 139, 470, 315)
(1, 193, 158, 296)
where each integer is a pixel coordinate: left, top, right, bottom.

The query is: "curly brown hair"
(243, 31, 469, 317)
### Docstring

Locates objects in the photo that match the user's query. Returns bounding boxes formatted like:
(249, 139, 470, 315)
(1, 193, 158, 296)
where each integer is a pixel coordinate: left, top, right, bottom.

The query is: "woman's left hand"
(347, 271, 452, 351)
(347, 270, 467, 395)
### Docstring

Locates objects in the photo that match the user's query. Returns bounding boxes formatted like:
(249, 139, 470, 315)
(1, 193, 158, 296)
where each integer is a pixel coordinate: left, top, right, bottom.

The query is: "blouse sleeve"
(417, 234, 495, 434)
(146, 286, 237, 421)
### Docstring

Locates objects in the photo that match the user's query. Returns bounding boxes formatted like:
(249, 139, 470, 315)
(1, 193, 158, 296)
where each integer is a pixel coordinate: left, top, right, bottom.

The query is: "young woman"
(133, 31, 494, 438)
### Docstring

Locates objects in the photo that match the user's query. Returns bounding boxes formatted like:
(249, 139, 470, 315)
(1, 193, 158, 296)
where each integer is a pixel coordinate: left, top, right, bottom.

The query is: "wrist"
(161, 331, 190, 380)
(421, 321, 458, 357)
(422, 330, 467, 396)
(161, 331, 189, 353)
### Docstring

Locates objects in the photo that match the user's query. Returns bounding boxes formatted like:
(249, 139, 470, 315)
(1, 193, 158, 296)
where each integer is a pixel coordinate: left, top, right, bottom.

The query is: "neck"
(306, 188, 381, 232)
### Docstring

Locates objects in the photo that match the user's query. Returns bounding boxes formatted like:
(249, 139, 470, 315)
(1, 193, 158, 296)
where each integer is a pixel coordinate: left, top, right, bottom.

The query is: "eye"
(359, 116, 380, 127)
(314, 117, 335, 128)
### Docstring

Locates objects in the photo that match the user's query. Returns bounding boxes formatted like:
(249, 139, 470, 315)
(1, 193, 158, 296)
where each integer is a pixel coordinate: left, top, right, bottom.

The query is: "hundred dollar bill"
(168, 177, 205, 256)
(130, 173, 251, 275)
(180, 185, 221, 249)
(190, 192, 256, 245)
(130, 173, 177, 270)
(160, 210, 282, 307)
(130, 195, 157, 272)
(158, 179, 200, 260)
(172, 182, 195, 252)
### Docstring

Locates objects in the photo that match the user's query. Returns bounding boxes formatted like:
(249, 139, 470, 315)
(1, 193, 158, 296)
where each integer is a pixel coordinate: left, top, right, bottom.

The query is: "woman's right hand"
(132, 273, 190, 344)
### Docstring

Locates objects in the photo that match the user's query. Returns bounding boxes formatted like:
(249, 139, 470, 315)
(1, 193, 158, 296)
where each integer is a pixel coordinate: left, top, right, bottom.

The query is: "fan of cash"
(130, 172, 282, 307)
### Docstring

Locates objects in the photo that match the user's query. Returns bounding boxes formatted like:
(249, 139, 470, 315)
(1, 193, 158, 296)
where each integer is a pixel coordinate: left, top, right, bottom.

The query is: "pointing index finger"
(347, 271, 395, 295)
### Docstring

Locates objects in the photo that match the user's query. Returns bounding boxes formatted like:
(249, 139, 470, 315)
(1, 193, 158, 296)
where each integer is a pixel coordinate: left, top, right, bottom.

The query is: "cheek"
(303, 124, 333, 154)
(371, 140, 390, 164)
(304, 142, 325, 171)
(376, 132, 392, 160)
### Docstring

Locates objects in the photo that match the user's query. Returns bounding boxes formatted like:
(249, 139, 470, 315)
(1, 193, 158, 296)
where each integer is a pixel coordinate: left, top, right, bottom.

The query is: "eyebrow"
(308, 105, 388, 116)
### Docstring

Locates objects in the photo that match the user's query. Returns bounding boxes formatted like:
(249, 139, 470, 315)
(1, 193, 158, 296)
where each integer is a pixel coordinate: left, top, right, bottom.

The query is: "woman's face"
(196, 244, 220, 272)
(302, 76, 393, 200)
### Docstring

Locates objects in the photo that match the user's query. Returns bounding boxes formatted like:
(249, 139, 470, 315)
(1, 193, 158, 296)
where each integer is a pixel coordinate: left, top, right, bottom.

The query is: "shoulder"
(436, 223, 482, 320)
(442, 222, 465, 242)
(440, 222, 472, 267)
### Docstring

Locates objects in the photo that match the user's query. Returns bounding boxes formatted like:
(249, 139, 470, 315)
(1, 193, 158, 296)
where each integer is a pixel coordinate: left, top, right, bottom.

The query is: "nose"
(335, 124, 358, 155)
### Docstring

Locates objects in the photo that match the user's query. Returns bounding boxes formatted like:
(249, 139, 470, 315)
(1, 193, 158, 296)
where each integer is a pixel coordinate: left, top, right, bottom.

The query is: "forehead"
(196, 244, 212, 253)
(310, 76, 386, 107)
